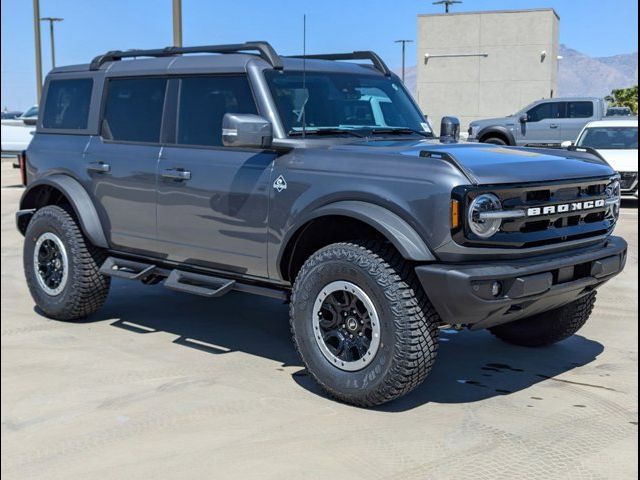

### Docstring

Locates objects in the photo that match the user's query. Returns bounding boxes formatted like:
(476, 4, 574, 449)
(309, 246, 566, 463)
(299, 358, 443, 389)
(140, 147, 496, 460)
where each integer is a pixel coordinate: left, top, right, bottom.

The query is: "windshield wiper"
(288, 128, 366, 138)
(368, 127, 433, 138)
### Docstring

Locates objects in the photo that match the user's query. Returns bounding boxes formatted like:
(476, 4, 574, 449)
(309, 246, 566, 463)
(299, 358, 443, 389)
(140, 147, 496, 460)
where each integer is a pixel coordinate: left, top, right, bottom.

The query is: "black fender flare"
(19, 174, 109, 248)
(477, 126, 516, 146)
(284, 200, 436, 262)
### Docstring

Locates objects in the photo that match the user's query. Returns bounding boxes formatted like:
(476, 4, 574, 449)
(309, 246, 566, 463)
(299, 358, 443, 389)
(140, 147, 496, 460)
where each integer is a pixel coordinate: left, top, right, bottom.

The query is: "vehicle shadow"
(86, 279, 604, 411)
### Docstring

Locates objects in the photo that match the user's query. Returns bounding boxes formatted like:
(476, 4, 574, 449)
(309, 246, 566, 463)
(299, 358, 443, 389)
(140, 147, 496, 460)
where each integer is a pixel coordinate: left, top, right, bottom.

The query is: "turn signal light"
(451, 200, 460, 229)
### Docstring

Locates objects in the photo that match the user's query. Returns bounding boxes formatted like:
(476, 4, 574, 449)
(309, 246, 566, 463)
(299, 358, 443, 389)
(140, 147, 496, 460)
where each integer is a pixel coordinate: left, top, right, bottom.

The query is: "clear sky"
(1, 0, 638, 110)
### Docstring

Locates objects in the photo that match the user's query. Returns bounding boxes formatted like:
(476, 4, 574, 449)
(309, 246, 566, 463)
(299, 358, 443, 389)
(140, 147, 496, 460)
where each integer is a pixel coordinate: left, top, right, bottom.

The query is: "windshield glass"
(577, 126, 638, 150)
(264, 71, 432, 136)
(21, 106, 39, 118)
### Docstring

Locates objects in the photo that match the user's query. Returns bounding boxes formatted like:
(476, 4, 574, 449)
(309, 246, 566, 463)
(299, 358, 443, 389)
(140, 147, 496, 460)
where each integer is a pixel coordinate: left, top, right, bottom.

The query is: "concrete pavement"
(1, 161, 637, 479)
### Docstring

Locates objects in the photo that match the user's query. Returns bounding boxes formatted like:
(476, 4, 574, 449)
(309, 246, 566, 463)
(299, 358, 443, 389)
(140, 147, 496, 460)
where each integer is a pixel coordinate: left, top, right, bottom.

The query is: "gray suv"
(16, 42, 627, 407)
(468, 97, 607, 147)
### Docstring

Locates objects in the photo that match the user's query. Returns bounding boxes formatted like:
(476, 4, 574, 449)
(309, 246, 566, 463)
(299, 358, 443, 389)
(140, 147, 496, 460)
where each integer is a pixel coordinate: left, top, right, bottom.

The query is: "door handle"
(162, 168, 191, 181)
(87, 162, 110, 173)
(550, 124, 559, 129)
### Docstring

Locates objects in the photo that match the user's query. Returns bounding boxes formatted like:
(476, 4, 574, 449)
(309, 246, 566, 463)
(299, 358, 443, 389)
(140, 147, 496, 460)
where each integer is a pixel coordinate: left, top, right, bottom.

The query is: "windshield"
(21, 106, 39, 118)
(264, 71, 432, 136)
(577, 126, 638, 150)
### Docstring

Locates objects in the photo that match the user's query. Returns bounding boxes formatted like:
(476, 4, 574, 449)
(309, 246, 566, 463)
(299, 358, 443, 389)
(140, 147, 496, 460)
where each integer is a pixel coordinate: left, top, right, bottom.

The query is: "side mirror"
(222, 114, 273, 148)
(561, 140, 573, 149)
(519, 114, 528, 123)
(440, 116, 460, 143)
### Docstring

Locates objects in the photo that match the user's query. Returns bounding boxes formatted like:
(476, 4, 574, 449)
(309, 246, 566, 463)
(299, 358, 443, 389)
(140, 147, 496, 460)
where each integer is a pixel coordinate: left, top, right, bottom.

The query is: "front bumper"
(415, 236, 627, 330)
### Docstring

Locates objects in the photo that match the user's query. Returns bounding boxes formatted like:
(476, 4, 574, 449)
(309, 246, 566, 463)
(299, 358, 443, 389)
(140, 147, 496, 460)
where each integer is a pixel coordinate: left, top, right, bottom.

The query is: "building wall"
(416, 9, 559, 134)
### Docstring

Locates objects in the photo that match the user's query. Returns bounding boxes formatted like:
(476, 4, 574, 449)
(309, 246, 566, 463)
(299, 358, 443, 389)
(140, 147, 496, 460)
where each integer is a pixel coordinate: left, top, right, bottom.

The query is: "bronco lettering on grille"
(527, 199, 605, 217)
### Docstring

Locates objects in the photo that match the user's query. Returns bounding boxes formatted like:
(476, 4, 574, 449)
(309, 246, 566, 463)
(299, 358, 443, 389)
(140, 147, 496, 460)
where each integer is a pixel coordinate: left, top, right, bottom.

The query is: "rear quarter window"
(42, 78, 93, 129)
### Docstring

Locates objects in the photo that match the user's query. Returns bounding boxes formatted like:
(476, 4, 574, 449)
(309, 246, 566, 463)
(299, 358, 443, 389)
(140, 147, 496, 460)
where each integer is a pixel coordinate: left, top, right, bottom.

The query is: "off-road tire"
(489, 292, 597, 347)
(23, 205, 110, 321)
(482, 136, 507, 145)
(290, 241, 440, 407)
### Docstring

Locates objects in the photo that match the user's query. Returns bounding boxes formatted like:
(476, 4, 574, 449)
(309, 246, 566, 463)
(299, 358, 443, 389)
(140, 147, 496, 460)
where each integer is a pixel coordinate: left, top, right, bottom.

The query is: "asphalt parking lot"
(1, 160, 637, 479)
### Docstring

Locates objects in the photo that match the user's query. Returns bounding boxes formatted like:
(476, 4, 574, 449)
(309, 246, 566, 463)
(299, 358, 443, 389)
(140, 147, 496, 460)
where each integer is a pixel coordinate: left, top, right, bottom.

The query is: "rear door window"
(102, 78, 167, 143)
(567, 101, 594, 118)
(176, 75, 257, 147)
(42, 78, 93, 129)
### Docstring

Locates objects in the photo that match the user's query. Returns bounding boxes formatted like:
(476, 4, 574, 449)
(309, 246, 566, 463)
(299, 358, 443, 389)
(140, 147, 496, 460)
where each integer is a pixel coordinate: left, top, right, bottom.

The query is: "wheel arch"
(477, 126, 516, 146)
(278, 200, 436, 282)
(18, 174, 108, 248)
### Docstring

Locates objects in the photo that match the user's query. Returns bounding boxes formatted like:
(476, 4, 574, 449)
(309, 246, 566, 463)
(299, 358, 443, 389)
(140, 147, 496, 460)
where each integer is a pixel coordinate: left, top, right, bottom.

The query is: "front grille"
(453, 177, 616, 248)
(620, 172, 638, 191)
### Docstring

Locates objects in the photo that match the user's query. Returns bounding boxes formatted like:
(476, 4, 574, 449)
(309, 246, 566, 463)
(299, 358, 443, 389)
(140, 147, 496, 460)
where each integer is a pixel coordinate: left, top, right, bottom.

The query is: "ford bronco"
(17, 42, 626, 406)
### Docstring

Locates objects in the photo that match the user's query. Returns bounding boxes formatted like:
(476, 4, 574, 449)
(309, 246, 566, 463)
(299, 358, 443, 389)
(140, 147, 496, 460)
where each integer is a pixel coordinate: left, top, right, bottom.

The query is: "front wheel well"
(479, 131, 510, 145)
(280, 215, 389, 283)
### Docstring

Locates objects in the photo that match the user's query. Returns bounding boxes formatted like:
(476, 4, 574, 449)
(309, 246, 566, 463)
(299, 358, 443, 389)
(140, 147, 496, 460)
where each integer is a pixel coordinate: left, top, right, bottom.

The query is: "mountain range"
(400, 45, 638, 99)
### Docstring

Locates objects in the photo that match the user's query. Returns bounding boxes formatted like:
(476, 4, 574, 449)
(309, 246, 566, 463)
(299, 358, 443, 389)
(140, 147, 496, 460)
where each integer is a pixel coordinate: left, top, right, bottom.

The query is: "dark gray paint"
(24, 50, 620, 292)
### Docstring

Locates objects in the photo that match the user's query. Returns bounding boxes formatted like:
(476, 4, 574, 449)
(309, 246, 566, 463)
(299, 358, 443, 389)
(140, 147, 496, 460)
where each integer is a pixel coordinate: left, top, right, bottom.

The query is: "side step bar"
(164, 270, 236, 298)
(99, 256, 289, 300)
(100, 257, 156, 280)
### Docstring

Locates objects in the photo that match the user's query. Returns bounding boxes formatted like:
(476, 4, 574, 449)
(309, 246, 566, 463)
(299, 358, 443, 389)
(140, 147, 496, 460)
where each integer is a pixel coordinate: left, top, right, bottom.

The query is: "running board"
(100, 257, 156, 280)
(164, 270, 236, 298)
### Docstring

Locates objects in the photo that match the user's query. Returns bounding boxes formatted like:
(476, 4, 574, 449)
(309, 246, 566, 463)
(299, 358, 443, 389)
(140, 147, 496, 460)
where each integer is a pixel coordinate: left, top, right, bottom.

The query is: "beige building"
(416, 8, 559, 134)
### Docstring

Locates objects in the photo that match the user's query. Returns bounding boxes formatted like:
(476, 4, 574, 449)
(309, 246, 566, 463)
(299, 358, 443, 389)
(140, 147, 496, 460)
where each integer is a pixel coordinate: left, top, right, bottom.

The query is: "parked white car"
(563, 118, 638, 198)
(1, 105, 38, 126)
(1, 123, 35, 155)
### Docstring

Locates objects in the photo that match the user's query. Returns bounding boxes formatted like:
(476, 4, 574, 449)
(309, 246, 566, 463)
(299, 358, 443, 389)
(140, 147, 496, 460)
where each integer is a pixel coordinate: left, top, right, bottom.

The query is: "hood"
(469, 116, 515, 128)
(595, 148, 638, 173)
(329, 140, 616, 185)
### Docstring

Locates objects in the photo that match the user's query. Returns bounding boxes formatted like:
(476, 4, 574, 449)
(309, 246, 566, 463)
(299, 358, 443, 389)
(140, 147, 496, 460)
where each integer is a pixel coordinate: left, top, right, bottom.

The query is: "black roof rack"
(288, 51, 392, 76)
(89, 41, 283, 70)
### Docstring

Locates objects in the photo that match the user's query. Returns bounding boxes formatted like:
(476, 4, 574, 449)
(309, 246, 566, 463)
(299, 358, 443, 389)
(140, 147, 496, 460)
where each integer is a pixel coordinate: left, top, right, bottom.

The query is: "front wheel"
(23, 205, 111, 321)
(489, 292, 597, 347)
(290, 241, 440, 407)
(482, 137, 507, 145)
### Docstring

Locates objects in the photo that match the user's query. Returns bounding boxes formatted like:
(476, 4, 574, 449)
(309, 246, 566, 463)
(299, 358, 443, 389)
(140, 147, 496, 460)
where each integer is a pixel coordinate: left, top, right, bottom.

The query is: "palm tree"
(605, 85, 638, 114)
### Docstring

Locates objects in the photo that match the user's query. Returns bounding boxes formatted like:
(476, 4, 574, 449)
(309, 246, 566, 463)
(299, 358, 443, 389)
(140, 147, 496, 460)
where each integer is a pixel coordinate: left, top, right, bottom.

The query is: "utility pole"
(33, 0, 43, 102)
(395, 39, 413, 82)
(40, 17, 63, 68)
(172, 0, 183, 47)
(432, 0, 462, 14)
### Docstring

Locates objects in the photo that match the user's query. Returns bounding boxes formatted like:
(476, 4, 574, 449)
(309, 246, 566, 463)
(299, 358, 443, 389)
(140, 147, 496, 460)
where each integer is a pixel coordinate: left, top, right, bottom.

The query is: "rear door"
(517, 101, 564, 146)
(156, 75, 275, 278)
(558, 101, 595, 143)
(84, 77, 167, 254)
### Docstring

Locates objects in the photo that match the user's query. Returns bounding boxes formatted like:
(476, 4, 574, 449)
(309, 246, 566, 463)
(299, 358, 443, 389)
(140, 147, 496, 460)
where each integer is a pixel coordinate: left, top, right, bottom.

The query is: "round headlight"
(468, 193, 502, 239)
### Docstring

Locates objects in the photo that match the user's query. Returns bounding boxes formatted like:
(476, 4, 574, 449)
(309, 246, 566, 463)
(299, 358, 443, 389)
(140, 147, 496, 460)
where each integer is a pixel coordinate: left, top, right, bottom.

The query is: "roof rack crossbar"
(89, 41, 283, 71)
(289, 51, 392, 76)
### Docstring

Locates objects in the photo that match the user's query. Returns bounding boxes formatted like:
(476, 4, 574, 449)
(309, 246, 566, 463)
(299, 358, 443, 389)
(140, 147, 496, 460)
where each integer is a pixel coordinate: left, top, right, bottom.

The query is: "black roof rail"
(89, 41, 283, 71)
(289, 51, 392, 76)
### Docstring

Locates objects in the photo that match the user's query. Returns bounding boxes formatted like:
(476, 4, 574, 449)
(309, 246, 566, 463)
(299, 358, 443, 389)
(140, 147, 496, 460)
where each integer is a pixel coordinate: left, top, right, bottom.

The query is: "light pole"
(33, 0, 43, 102)
(432, 0, 462, 14)
(172, 0, 182, 47)
(40, 17, 63, 69)
(395, 39, 413, 83)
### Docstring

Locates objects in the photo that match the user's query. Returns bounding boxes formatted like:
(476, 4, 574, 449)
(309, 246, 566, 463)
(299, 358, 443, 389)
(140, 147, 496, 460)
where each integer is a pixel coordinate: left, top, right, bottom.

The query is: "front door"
(517, 101, 564, 146)
(156, 75, 275, 278)
(84, 77, 168, 255)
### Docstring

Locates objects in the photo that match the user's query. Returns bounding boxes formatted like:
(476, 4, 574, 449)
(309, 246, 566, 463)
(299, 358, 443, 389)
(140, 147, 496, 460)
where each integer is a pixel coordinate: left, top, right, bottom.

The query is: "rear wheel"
(23, 205, 110, 321)
(290, 241, 440, 407)
(489, 292, 596, 347)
